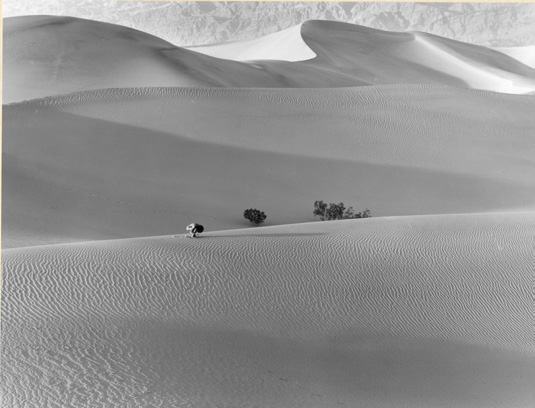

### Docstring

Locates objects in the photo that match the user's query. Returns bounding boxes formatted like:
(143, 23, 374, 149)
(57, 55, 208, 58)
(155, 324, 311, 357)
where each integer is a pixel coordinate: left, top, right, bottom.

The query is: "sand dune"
(187, 23, 317, 62)
(4, 16, 535, 103)
(2, 15, 329, 104)
(192, 19, 535, 94)
(3, 85, 535, 248)
(495, 45, 535, 69)
(1, 212, 533, 407)
(297, 21, 535, 94)
(2, 11, 534, 408)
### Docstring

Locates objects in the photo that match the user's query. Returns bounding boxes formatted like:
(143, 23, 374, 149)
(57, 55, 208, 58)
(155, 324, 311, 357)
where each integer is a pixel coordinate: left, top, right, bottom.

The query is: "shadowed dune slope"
(3, 86, 535, 248)
(297, 21, 535, 94)
(190, 19, 535, 94)
(4, 16, 535, 103)
(1, 213, 533, 407)
(2, 15, 333, 103)
(495, 45, 535, 69)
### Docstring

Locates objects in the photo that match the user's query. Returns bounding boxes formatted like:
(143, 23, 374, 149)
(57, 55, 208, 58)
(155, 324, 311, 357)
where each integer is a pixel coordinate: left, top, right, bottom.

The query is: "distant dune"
(194, 20, 535, 94)
(187, 23, 317, 62)
(1, 212, 533, 407)
(495, 46, 535, 69)
(3, 85, 535, 248)
(4, 16, 535, 103)
(1, 15, 293, 103)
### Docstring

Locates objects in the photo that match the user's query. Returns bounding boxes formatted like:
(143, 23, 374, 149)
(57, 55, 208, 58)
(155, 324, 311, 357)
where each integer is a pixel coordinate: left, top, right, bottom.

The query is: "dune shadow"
(107, 320, 534, 407)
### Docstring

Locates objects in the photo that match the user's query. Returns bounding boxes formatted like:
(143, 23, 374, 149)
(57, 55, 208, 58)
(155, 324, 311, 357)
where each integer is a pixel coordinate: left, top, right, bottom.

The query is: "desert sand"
(1, 213, 533, 407)
(1, 14, 534, 408)
(4, 17, 535, 103)
(3, 85, 535, 248)
(494, 46, 535, 69)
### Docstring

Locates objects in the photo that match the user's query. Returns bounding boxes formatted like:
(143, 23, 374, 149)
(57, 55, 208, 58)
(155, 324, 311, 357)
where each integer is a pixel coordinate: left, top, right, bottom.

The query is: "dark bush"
(243, 208, 267, 225)
(313, 200, 371, 221)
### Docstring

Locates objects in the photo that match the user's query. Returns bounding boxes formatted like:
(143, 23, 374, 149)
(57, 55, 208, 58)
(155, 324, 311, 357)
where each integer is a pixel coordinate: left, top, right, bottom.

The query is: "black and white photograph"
(1, 1, 534, 406)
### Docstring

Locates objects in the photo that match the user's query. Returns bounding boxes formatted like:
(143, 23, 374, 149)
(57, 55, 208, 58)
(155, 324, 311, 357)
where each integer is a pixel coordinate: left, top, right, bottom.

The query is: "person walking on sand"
(185, 223, 204, 238)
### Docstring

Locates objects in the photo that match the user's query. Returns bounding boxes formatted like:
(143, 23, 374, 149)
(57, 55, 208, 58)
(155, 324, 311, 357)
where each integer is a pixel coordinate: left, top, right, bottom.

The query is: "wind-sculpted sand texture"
(4, 85, 535, 247)
(1, 213, 533, 407)
(4, 16, 535, 103)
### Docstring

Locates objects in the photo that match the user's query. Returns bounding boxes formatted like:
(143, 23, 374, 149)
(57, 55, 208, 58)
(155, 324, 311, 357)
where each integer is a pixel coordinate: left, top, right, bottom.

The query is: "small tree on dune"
(313, 200, 328, 220)
(314, 200, 371, 221)
(243, 208, 267, 225)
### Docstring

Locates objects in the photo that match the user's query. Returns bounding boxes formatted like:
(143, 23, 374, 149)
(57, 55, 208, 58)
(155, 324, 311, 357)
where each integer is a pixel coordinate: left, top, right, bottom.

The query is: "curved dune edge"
(297, 20, 535, 94)
(494, 45, 535, 68)
(187, 23, 317, 62)
(1, 212, 533, 407)
(4, 16, 535, 104)
(3, 85, 535, 248)
(411, 33, 535, 94)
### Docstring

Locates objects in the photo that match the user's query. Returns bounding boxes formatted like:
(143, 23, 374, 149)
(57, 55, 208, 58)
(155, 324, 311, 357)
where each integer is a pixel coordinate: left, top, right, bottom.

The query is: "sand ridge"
(1, 212, 533, 407)
(187, 23, 317, 62)
(4, 16, 535, 103)
(3, 84, 535, 247)
(495, 45, 535, 69)
(8, 85, 535, 179)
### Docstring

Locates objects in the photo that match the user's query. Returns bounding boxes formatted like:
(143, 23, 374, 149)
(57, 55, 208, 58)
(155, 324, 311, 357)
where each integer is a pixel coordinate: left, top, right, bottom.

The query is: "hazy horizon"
(4, 1, 535, 47)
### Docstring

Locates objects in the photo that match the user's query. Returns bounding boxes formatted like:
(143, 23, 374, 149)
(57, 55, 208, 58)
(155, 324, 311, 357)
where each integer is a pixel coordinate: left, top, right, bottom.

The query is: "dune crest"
(3, 85, 535, 248)
(297, 20, 535, 94)
(4, 16, 535, 103)
(494, 45, 535, 69)
(187, 23, 317, 62)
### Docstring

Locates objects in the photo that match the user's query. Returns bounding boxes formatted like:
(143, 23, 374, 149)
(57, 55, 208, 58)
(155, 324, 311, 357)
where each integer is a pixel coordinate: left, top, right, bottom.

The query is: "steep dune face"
(296, 21, 535, 93)
(3, 86, 535, 248)
(190, 20, 535, 94)
(3, 16, 211, 102)
(4, 16, 535, 104)
(2, 16, 319, 103)
(187, 23, 317, 62)
(495, 46, 535, 69)
(1, 213, 533, 407)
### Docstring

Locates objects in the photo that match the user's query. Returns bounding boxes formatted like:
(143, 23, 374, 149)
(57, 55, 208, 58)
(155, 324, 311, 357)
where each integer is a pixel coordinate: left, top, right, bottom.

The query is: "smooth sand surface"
(187, 23, 317, 62)
(1, 212, 533, 407)
(495, 46, 535, 69)
(3, 85, 535, 248)
(4, 16, 535, 103)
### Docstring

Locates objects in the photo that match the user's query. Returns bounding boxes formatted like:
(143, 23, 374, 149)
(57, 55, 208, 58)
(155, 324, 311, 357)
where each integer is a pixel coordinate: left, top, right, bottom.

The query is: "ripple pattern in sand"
(1, 213, 533, 407)
(9, 85, 533, 185)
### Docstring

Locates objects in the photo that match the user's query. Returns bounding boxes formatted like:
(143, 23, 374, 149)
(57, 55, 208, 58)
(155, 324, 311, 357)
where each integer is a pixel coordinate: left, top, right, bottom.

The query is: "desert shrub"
(313, 200, 371, 221)
(313, 200, 328, 220)
(243, 208, 267, 225)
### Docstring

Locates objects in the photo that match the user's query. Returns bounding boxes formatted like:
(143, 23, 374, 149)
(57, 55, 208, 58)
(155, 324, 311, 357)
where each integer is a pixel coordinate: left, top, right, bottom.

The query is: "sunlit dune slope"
(187, 23, 317, 61)
(299, 20, 535, 93)
(4, 16, 535, 103)
(3, 86, 535, 248)
(3, 15, 336, 103)
(494, 45, 535, 69)
(1, 212, 533, 407)
(191, 19, 535, 94)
